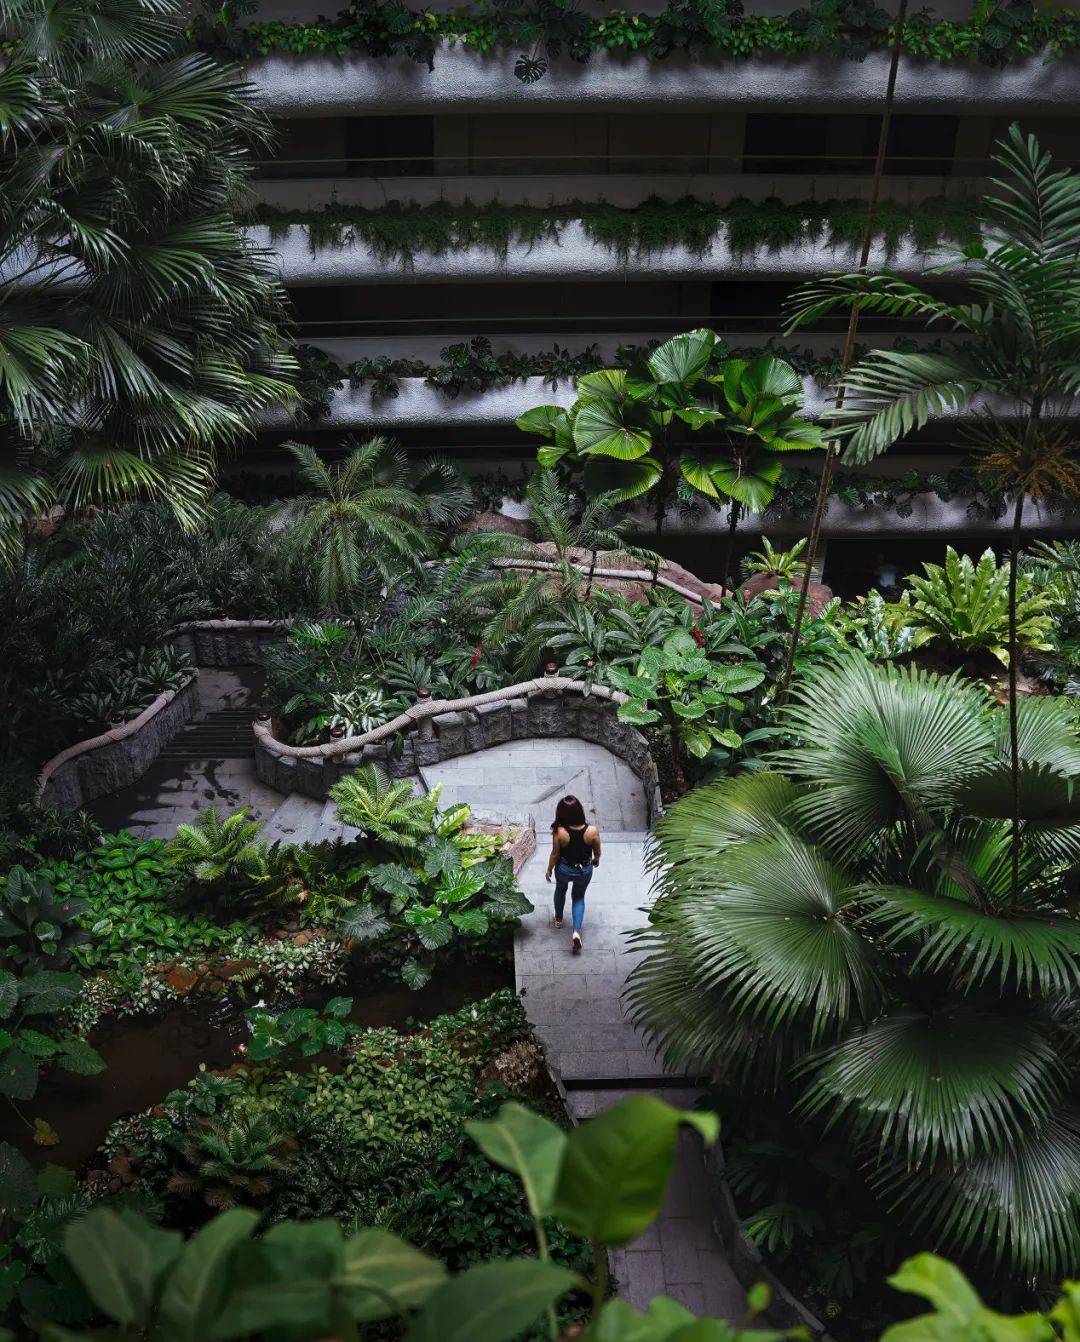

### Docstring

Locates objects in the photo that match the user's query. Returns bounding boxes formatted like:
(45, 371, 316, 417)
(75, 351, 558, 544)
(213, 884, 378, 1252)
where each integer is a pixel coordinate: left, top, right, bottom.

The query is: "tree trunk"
(1008, 490, 1025, 910)
(721, 500, 741, 594)
(778, 0, 909, 700)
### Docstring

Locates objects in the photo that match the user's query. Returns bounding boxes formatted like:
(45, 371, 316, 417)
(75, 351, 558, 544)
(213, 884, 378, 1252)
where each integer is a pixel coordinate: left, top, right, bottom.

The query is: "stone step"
(261, 793, 325, 848)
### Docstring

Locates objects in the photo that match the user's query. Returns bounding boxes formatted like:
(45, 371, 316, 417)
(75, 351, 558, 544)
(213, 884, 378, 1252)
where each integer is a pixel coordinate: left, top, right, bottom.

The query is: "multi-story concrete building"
(239, 1, 1080, 588)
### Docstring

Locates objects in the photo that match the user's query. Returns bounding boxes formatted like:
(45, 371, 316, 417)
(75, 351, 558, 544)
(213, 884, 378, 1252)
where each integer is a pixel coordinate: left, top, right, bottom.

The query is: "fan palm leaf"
(800, 1005, 1066, 1164)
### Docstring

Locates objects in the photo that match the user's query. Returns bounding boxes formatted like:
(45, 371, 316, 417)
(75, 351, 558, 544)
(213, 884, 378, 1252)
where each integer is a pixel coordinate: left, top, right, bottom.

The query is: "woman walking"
(545, 795, 601, 954)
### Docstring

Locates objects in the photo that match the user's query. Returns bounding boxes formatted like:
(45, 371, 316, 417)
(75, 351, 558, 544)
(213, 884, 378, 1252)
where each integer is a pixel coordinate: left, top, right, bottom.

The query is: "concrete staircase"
(260, 793, 362, 847)
(157, 707, 254, 761)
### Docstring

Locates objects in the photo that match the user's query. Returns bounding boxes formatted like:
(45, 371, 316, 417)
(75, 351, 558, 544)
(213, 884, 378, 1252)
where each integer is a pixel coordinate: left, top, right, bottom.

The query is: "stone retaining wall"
(255, 688, 664, 823)
(172, 619, 288, 667)
(37, 676, 200, 811)
(703, 1144, 829, 1337)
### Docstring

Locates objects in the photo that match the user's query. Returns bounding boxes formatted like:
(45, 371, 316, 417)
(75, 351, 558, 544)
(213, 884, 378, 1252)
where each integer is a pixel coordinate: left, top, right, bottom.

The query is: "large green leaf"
(867, 885, 1080, 996)
(703, 449, 783, 510)
(573, 399, 653, 460)
(800, 1005, 1065, 1162)
(466, 1101, 567, 1220)
(553, 1096, 718, 1245)
(155, 1209, 259, 1342)
(644, 328, 716, 389)
(583, 455, 662, 503)
(405, 1260, 577, 1342)
(65, 1210, 182, 1330)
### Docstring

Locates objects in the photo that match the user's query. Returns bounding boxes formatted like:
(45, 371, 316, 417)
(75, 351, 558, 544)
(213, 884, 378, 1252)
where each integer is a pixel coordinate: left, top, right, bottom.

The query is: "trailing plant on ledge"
(236, 1, 1080, 72)
(256, 194, 980, 263)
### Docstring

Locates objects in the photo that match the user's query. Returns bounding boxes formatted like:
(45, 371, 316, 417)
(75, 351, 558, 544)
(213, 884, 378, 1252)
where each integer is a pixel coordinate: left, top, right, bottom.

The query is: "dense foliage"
(0, 0, 295, 563)
(628, 657, 1080, 1313)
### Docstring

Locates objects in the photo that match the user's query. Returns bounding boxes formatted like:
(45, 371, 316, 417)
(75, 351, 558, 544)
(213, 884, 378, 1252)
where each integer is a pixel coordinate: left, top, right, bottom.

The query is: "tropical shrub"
(628, 657, 1080, 1291)
(896, 546, 1054, 665)
(610, 629, 768, 793)
(0, 969, 103, 1101)
(1021, 538, 1080, 693)
(164, 1111, 299, 1211)
(518, 332, 821, 536)
(0, 868, 90, 972)
(244, 996, 357, 1063)
(0, 0, 296, 562)
(329, 766, 439, 851)
(165, 806, 270, 906)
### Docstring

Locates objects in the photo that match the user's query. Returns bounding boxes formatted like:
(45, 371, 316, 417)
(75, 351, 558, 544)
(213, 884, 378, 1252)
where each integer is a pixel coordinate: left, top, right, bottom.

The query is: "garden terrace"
(247, 43, 1080, 117)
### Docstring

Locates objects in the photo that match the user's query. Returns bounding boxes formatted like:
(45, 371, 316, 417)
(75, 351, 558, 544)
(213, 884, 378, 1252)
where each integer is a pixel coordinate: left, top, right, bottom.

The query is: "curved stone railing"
(489, 557, 712, 605)
(703, 1144, 829, 1337)
(36, 676, 200, 811)
(254, 677, 664, 822)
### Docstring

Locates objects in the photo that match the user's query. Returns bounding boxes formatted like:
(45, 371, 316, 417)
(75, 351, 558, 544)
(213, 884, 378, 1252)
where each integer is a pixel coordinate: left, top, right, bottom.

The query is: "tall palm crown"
(628, 657, 1080, 1283)
(280, 438, 470, 608)
(786, 124, 1080, 472)
(0, 0, 297, 563)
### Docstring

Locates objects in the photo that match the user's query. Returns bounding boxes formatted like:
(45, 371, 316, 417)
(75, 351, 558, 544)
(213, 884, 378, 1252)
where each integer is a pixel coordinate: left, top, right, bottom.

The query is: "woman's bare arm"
(546, 829, 564, 881)
(590, 828, 602, 867)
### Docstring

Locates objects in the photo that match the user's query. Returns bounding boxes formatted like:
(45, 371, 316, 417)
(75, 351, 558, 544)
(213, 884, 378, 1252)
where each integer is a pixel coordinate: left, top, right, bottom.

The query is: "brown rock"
(462, 510, 531, 538)
(292, 931, 312, 947)
(738, 571, 833, 618)
(164, 965, 200, 995)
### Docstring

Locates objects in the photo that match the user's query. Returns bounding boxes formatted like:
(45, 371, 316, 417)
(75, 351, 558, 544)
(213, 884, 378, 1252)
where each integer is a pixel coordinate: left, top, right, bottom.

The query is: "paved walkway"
(425, 736, 745, 1320)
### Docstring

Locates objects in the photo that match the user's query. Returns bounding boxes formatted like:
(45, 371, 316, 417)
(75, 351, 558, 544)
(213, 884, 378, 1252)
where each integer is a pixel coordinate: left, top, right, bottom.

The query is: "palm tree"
(628, 656, 1080, 1287)
(279, 438, 468, 609)
(783, 125, 1080, 903)
(0, 0, 297, 565)
(462, 469, 659, 669)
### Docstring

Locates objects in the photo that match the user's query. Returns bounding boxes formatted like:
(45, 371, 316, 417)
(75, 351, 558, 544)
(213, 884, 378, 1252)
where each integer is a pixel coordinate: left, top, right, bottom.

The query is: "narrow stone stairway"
(156, 707, 254, 761)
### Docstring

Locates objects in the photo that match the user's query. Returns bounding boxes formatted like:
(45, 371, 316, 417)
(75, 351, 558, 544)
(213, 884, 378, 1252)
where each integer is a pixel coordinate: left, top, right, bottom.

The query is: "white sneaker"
(572, 933, 582, 954)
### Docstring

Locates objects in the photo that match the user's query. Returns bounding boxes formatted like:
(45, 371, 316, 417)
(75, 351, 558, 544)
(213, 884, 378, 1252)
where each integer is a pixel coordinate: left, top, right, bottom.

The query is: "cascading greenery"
(627, 656, 1080, 1287)
(257, 194, 980, 263)
(0, 0, 297, 566)
(236, 0, 1080, 69)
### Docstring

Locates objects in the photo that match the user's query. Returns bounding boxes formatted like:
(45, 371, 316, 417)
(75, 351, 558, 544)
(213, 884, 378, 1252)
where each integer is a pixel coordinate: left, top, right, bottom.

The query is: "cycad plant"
(329, 766, 438, 851)
(628, 656, 1080, 1287)
(166, 1111, 298, 1210)
(279, 438, 469, 609)
(0, 0, 297, 565)
(785, 124, 1080, 899)
(165, 805, 269, 900)
(517, 330, 821, 572)
(464, 469, 658, 671)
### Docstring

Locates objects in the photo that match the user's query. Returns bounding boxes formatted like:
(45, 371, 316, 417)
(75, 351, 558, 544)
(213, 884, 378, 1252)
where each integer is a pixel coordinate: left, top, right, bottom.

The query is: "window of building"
(344, 115, 435, 176)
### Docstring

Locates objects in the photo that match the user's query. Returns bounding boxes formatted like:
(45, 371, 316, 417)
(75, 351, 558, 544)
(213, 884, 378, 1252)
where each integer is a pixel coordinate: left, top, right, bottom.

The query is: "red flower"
(469, 644, 483, 669)
(691, 626, 704, 647)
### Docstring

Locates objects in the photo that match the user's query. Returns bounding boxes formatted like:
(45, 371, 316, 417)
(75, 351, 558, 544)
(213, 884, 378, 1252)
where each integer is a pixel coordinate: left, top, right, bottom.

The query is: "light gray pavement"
(425, 737, 745, 1321)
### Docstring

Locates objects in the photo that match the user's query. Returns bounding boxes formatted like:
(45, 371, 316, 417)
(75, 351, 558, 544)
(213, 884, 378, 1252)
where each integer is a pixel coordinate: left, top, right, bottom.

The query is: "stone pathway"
(425, 735, 746, 1320)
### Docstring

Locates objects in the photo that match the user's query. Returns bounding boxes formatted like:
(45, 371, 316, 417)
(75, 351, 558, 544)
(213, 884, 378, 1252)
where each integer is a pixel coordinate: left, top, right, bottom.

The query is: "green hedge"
(257, 194, 980, 261)
(236, 3, 1080, 68)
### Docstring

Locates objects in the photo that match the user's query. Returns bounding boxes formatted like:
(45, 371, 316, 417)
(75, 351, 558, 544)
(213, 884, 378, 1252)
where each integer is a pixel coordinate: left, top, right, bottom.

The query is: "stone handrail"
(254, 675, 629, 760)
(253, 679, 664, 821)
(490, 557, 710, 605)
(36, 675, 199, 810)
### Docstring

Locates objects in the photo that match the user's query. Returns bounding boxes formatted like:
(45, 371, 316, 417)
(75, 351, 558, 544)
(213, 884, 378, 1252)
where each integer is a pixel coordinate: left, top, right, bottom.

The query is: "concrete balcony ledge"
(254, 221, 942, 285)
(276, 373, 1051, 429)
(248, 43, 1079, 116)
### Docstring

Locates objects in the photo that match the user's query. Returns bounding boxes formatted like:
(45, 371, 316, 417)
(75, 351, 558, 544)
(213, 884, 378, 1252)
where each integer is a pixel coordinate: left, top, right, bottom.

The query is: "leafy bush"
(164, 806, 270, 905)
(0, 969, 103, 1101)
(897, 545, 1054, 665)
(0, 868, 90, 972)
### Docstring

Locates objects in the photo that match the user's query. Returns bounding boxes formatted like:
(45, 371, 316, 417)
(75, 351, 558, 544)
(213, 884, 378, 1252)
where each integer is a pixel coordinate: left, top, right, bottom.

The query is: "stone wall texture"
(172, 619, 288, 666)
(254, 689, 665, 823)
(38, 676, 200, 811)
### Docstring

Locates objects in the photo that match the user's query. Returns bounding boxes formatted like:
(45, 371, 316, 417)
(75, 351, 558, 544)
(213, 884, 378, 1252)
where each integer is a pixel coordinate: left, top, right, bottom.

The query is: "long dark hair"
(553, 795, 587, 831)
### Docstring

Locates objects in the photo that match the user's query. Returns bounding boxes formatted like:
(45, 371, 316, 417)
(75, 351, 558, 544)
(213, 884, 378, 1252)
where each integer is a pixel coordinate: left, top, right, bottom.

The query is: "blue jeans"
(553, 860, 593, 933)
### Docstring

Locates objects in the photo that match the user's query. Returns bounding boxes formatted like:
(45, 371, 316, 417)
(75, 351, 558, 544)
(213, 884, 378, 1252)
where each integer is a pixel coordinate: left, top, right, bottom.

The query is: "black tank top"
(562, 825, 592, 865)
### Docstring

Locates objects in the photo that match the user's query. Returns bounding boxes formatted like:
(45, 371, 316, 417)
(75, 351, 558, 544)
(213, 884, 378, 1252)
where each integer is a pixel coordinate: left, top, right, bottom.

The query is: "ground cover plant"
(628, 655, 1080, 1325)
